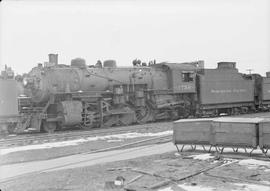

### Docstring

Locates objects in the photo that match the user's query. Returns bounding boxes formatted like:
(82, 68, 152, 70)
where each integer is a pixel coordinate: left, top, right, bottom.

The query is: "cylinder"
(57, 101, 82, 126)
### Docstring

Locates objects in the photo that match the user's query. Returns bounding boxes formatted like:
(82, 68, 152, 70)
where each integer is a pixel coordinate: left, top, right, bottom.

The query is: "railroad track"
(0, 134, 172, 184)
(0, 121, 172, 148)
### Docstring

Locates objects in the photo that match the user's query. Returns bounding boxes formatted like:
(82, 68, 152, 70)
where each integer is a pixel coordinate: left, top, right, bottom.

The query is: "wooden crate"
(211, 118, 263, 148)
(173, 118, 213, 145)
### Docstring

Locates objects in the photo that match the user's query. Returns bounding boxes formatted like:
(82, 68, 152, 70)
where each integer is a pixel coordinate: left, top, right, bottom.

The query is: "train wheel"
(241, 107, 248, 114)
(43, 121, 56, 133)
(81, 112, 97, 129)
(81, 123, 95, 130)
(232, 108, 240, 115)
(136, 105, 153, 124)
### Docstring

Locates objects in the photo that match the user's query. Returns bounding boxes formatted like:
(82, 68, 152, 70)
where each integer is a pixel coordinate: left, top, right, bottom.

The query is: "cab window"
(182, 71, 194, 82)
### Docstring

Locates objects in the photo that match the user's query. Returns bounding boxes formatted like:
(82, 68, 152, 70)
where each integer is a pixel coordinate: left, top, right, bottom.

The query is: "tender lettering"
(211, 89, 247, 93)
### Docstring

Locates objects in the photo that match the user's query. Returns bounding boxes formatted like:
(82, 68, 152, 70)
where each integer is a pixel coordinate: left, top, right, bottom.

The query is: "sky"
(0, 0, 269, 75)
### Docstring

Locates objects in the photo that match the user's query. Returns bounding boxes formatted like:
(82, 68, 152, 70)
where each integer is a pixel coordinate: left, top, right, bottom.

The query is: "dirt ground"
(1, 150, 270, 191)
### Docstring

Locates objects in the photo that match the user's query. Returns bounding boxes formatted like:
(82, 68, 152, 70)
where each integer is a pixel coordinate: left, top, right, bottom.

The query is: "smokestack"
(48, 54, 58, 65)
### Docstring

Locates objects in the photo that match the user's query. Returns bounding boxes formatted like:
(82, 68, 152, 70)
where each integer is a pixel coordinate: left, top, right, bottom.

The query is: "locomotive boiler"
(23, 54, 203, 132)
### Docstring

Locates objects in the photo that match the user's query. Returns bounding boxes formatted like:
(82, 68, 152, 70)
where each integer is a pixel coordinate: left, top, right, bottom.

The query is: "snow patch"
(190, 153, 215, 160)
(233, 183, 270, 191)
(220, 158, 239, 167)
(0, 139, 88, 155)
(238, 159, 270, 170)
(0, 130, 172, 155)
(158, 187, 174, 191)
(174, 152, 180, 156)
(178, 184, 215, 191)
(107, 139, 123, 142)
(8, 134, 17, 137)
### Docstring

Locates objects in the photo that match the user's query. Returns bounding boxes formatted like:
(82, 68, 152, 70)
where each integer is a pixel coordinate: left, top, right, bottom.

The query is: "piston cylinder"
(57, 101, 82, 126)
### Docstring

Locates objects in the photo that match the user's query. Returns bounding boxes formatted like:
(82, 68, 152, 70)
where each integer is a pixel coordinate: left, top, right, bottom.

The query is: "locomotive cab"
(148, 61, 204, 119)
(153, 61, 204, 94)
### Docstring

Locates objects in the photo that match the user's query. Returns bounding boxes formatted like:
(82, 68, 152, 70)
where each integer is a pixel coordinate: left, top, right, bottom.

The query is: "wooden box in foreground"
(211, 118, 263, 148)
(173, 118, 213, 145)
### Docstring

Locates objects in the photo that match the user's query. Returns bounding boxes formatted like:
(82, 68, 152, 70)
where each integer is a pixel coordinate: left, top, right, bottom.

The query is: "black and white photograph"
(0, 0, 270, 190)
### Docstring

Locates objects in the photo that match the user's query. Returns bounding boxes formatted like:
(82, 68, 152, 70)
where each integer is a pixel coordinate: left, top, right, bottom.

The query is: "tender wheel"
(241, 107, 248, 114)
(42, 121, 57, 133)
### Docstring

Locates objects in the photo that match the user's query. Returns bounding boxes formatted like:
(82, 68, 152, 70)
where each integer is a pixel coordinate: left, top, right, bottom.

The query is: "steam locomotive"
(1, 54, 270, 133)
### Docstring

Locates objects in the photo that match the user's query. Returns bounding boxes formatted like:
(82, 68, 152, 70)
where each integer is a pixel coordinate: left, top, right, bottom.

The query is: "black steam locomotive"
(1, 54, 269, 133)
